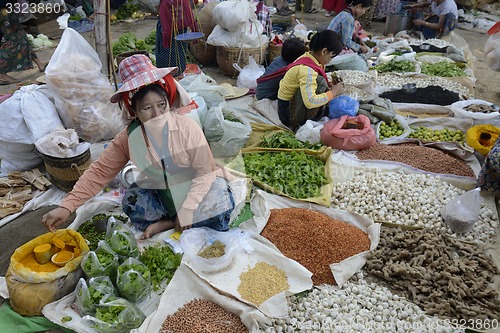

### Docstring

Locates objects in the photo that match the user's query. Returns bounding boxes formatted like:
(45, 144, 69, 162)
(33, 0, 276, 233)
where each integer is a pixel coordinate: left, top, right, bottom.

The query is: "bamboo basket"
(267, 43, 282, 63)
(216, 44, 268, 77)
(189, 39, 217, 66)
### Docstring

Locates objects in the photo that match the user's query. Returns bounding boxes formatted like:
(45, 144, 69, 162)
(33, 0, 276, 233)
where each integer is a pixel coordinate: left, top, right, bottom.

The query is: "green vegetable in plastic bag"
(116, 257, 151, 303)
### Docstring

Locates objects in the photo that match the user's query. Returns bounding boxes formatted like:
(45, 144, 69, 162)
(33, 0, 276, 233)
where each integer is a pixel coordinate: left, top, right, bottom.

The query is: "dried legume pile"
(331, 168, 498, 243)
(379, 86, 460, 105)
(356, 143, 475, 177)
(197, 240, 226, 259)
(261, 271, 463, 333)
(261, 208, 370, 285)
(159, 299, 248, 333)
(237, 262, 289, 306)
(365, 227, 500, 323)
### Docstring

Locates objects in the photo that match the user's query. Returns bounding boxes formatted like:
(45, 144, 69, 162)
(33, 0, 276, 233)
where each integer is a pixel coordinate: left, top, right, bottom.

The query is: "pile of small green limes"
(408, 126, 465, 142)
(378, 120, 404, 140)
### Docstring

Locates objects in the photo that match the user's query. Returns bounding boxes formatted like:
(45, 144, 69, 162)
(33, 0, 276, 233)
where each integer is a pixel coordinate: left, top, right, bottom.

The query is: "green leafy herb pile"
(243, 151, 328, 199)
(112, 32, 155, 56)
(88, 279, 115, 305)
(372, 60, 416, 73)
(115, 2, 139, 21)
(260, 131, 323, 150)
(117, 262, 151, 301)
(421, 61, 466, 77)
(138, 245, 181, 291)
(93, 296, 145, 331)
(77, 221, 106, 251)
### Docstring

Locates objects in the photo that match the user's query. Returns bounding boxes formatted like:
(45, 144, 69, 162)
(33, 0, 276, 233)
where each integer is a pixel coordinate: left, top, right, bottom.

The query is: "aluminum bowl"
(402, 83, 417, 93)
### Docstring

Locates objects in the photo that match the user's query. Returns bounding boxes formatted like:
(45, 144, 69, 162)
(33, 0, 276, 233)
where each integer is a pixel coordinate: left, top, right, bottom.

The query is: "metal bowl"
(402, 83, 417, 93)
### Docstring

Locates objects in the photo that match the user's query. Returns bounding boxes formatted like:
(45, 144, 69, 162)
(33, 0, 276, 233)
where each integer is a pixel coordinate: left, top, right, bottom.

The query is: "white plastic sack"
(440, 188, 482, 234)
(45, 27, 125, 143)
(178, 74, 225, 110)
(484, 32, 500, 71)
(235, 56, 265, 90)
(0, 141, 42, 175)
(211, 0, 254, 33)
(330, 53, 368, 71)
(0, 84, 62, 144)
(34, 126, 91, 159)
(179, 227, 248, 273)
(204, 102, 252, 157)
(450, 99, 500, 121)
(378, 48, 416, 63)
(295, 117, 329, 144)
(207, 22, 267, 48)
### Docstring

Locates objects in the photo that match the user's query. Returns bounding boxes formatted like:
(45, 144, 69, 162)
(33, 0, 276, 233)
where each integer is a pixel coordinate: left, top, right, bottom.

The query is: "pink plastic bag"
(320, 115, 376, 150)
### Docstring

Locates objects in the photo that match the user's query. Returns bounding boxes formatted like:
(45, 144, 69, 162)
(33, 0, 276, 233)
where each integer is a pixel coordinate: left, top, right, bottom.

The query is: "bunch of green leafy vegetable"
(107, 230, 139, 258)
(93, 296, 145, 332)
(117, 262, 151, 302)
(115, 2, 139, 21)
(77, 221, 106, 251)
(242, 151, 328, 199)
(144, 30, 156, 45)
(82, 249, 118, 278)
(112, 32, 155, 55)
(88, 279, 115, 305)
(260, 131, 323, 150)
(421, 61, 466, 77)
(372, 60, 416, 73)
(138, 245, 182, 291)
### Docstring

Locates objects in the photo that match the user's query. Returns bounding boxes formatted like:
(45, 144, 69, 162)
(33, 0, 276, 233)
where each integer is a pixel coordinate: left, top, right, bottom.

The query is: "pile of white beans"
(330, 168, 498, 243)
(410, 38, 451, 48)
(332, 70, 377, 86)
(376, 73, 472, 97)
(260, 272, 464, 333)
(417, 55, 454, 64)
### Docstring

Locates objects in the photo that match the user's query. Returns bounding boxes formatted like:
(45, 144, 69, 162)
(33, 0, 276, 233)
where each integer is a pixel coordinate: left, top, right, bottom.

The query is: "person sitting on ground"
(277, 30, 344, 131)
(42, 55, 236, 239)
(327, 0, 373, 54)
(256, 37, 306, 101)
(478, 137, 500, 198)
(405, 0, 458, 39)
(0, 0, 48, 85)
(254, 0, 272, 35)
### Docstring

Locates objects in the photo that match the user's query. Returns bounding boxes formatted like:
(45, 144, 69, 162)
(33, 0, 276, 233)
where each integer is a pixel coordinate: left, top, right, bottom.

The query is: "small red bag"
(320, 114, 376, 150)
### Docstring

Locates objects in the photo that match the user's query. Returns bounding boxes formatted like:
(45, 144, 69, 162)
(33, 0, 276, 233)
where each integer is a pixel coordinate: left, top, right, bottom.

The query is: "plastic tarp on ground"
(241, 189, 380, 289)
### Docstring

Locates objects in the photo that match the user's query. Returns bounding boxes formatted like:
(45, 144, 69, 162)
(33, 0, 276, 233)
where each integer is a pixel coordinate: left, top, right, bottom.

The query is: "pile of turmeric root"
(0, 168, 51, 218)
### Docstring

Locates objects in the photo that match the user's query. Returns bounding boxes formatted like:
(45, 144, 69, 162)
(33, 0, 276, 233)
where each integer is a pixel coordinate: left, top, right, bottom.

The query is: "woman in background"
(0, 0, 47, 85)
(405, 0, 458, 39)
(156, 0, 198, 76)
(327, 0, 373, 54)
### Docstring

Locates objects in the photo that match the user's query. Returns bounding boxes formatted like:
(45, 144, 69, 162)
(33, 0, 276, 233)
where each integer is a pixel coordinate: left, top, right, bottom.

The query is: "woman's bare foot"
(0, 74, 20, 84)
(140, 219, 175, 239)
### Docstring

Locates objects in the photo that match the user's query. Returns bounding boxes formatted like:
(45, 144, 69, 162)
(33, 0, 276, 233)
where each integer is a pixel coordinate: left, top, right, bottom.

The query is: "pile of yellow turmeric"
(21, 234, 81, 273)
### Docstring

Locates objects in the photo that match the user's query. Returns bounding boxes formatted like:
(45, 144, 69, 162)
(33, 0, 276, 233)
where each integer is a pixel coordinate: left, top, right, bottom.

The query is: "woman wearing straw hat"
(42, 54, 236, 239)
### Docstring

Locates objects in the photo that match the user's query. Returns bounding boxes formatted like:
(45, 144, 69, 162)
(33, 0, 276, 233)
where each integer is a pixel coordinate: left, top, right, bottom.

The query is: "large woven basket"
(189, 39, 217, 66)
(267, 43, 282, 64)
(39, 148, 91, 192)
(217, 44, 268, 77)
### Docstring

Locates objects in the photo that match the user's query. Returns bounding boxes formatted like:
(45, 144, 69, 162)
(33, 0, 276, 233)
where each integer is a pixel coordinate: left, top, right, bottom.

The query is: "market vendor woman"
(478, 137, 500, 197)
(42, 55, 236, 239)
(277, 30, 344, 131)
(405, 0, 458, 39)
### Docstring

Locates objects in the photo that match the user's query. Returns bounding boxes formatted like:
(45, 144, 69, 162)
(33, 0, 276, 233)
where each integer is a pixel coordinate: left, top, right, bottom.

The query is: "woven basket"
(267, 43, 282, 63)
(189, 39, 217, 66)
(39, 148, 91, 192)
(216, 44, 268, 77)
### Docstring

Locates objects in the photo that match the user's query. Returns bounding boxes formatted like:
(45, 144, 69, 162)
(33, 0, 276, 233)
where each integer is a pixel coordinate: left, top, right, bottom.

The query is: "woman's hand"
(174, 207, 195, 232)
(330, 82, 344, 98)
(413, 19, 426, 27)
(359, 45, 369, 54)
(42, 207, 72, 232)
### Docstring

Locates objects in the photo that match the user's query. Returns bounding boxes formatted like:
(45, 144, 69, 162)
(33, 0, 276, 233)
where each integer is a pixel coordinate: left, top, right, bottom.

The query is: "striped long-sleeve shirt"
(327, 10, 360, 52)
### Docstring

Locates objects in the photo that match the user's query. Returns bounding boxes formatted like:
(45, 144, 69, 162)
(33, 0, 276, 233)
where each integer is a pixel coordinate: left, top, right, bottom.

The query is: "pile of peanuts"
(159, 299, 247, 333)
(261, 208, 371, 285)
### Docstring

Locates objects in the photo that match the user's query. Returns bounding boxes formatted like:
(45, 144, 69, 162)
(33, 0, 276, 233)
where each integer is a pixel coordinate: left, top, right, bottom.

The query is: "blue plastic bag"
(328, 96, 359, 119)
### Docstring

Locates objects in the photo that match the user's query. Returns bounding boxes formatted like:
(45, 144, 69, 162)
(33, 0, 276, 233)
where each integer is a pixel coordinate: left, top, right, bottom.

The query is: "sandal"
(306, 8, 318, 13)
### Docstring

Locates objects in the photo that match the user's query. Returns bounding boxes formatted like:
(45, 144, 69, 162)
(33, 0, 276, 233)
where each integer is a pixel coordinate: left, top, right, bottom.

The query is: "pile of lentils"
(331, 168, 498, 243)
(261, 208, 371, 285)
(365, 227, 500, 323)
(261, 271, 464, 333)
(379, 86, 460, 105)
(237, 262, 289, 306)
(356, 143, 475, 177)
(159, 299, 248, 333)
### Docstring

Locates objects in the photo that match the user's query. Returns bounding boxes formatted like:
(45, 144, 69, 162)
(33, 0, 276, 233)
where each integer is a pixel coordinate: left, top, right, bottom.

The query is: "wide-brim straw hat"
(110, 54, 178, 103)
(219, 83, 249, 100)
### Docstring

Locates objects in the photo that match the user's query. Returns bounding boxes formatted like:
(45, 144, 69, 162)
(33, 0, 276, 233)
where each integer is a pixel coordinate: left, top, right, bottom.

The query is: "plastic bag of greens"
(116, 257, 151, 303)
(75, 276, 116, 316)
(440, 188, 482, 234)
(105, 217, 139, 259)
(81, 241, 120, 279)
(81, 295, 146, 333)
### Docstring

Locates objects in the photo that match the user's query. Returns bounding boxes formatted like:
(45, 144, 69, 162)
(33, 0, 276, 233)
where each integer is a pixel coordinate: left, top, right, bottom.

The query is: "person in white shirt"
(405, 0, 458, 39)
